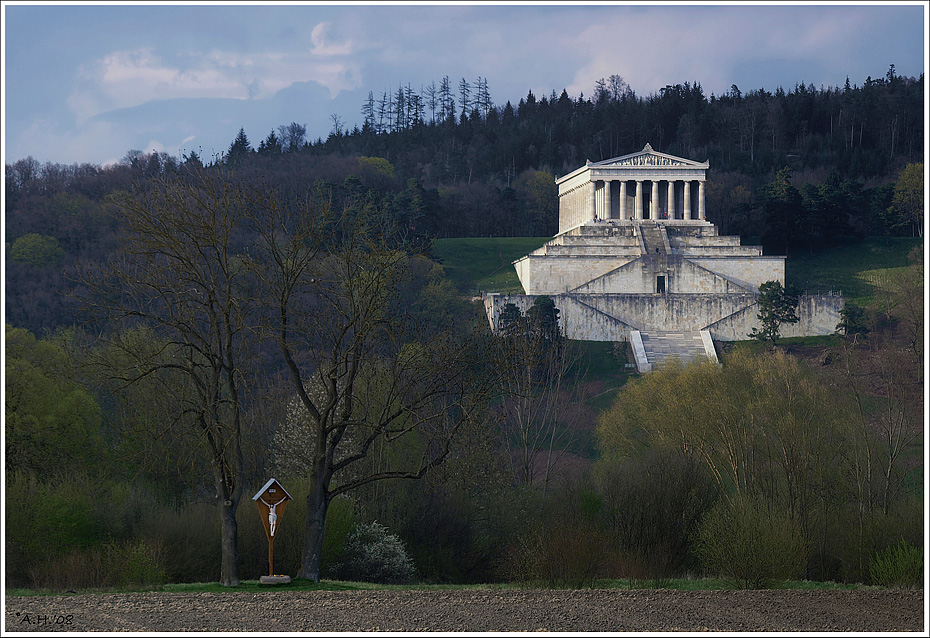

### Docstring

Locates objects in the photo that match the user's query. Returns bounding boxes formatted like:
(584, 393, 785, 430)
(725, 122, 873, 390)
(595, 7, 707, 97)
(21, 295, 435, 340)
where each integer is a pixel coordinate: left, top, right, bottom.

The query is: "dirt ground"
(5, 587, 924, 633)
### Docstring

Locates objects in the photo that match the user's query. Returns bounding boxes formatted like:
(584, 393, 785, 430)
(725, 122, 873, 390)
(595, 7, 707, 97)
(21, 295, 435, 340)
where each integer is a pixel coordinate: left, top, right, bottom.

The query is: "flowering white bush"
(271, 386, 360, 481)
(326, 521, 416, 584)
(270, 394, 321, 478)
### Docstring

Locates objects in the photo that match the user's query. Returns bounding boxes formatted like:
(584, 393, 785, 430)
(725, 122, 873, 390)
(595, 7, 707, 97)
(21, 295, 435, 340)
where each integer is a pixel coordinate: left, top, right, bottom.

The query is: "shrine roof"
(252, 477, 293, 501)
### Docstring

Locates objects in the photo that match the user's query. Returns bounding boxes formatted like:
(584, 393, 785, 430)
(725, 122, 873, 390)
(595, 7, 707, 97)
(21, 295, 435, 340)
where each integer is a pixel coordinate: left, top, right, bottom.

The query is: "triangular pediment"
(592, 143, 707, 168)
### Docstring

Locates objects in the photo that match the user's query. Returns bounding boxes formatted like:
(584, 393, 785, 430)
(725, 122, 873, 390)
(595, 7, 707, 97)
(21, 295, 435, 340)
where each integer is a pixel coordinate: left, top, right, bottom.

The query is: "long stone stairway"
(638, 223, 669, 256)
(630, 330, 718, 372)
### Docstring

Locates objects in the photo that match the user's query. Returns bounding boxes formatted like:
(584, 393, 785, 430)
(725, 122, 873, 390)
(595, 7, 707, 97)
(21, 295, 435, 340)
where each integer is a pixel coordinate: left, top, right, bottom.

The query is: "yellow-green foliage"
(358, 156, 395, 178)
(694, 495, 809, 589)
(8, 233, 65, 267)
(869, 538, 923, 588)
(596, 350, 866, 582)
(5, 325, 104, 476)
(597, 350, 856, 504)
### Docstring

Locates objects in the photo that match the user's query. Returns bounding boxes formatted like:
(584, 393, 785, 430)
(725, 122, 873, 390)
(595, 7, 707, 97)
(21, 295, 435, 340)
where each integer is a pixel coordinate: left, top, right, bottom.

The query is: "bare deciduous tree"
(277, 122, 307, 152)
(496, 300, 584, 494)
(77, 170, 253, 586)
(244, 188, 498, 581)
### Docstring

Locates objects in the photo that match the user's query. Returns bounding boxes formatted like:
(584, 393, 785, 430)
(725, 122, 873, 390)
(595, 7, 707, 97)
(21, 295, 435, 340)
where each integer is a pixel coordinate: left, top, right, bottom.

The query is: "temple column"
(588, 182, 596, 223)
(667, 180, 675, 220)
(619, 181, 627, 219)
(683, 180, 691, 220)
(635, 180, 643, 220)
(651, 180, 659, 220)
(604, 179, 612, 219)
(567, 191, 572, 228)
(698, 180, 706, 220)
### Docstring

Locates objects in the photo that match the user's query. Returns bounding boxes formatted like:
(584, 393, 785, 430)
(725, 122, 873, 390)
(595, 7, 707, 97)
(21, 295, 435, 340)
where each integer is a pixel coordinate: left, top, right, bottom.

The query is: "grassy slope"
(785, 236, 922, 304)
(431, 237, 549, 294)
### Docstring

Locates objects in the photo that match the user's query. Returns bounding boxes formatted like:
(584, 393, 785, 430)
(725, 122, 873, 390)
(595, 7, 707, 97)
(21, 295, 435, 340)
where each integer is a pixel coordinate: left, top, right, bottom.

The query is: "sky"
(2, 1, 927, 167)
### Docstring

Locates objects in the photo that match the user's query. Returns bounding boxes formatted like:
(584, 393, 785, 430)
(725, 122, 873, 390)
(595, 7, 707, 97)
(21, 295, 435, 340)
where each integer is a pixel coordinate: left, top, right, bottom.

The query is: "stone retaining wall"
(484, 292, 844, 342)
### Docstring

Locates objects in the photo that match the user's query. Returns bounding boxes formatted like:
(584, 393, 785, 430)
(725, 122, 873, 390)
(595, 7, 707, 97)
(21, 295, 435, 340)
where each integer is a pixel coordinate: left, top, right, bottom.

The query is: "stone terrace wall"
(704, 293, 845, 340)
(484, 292, 844, 342)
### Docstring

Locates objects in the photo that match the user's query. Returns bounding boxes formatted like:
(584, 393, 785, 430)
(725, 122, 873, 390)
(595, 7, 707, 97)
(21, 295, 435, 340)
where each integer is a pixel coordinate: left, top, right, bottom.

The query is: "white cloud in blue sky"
(2, 2, 926, 166)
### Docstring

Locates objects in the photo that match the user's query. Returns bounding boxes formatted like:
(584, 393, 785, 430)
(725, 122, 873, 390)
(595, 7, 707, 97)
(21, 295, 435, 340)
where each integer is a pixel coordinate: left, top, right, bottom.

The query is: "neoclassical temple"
(485, 144, 844, 371)
(557, 143, 708, 231)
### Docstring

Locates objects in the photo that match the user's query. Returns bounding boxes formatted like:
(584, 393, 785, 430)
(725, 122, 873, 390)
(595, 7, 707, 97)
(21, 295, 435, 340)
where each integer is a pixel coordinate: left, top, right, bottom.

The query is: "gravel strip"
(5, 588, 924, 633)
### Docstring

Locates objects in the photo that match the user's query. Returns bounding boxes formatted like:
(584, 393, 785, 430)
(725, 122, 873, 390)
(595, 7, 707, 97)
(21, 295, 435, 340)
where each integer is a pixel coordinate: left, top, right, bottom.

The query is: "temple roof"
(591, 143, 709, 169)
(557, 143, 709, 184)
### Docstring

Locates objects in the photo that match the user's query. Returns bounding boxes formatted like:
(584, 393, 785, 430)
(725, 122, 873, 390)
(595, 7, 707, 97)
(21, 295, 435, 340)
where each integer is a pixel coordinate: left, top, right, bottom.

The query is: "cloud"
(68, 48, 249, 121)
(6, 3, 921, 167)
(310, 22, 353, 56)
(559, 6, 887, 99)
(66, 37, 364, 123)
(9, 116, 134, 168)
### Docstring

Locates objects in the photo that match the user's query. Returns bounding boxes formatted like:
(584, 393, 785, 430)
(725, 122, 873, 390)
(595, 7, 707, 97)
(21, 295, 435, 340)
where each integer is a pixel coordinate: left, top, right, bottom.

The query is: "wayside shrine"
(484, 144, 844, 371)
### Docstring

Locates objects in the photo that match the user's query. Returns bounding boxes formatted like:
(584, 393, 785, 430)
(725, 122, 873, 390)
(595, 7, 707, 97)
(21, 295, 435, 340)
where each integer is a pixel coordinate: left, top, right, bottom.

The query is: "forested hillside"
(4, 67, 924, 592)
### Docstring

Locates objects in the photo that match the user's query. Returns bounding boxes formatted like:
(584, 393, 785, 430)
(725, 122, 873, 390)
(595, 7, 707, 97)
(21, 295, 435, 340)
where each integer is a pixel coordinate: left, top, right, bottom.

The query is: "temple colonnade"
(559, 178, 705, 231)
(594, 178, 705, 221)
(556, 144, 710, 234)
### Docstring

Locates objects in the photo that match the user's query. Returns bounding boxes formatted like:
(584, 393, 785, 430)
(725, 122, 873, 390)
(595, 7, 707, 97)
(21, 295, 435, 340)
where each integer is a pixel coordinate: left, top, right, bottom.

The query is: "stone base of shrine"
(260, 575, 291, 585)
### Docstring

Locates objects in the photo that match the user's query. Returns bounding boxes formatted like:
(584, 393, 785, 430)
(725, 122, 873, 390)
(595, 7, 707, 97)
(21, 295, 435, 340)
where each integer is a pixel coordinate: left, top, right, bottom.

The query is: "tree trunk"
(218, 497, 240, 586)
(212, 447, 242, 587)
(297, 475, 330, 581)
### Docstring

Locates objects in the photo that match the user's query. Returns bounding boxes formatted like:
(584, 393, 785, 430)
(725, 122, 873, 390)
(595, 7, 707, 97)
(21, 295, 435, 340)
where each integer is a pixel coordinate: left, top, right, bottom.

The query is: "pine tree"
(439, 75, 455, 123)
(362, 91, 376, 129)
(225, 128, 252, 167)
(458, 77, 471, 119)
(748, 280, 800, 348)
(258, 129, 282, 156)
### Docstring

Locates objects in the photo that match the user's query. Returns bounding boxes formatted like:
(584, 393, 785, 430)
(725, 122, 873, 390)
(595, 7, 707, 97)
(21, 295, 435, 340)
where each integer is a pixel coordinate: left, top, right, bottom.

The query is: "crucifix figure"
(259, 496, 286, 537)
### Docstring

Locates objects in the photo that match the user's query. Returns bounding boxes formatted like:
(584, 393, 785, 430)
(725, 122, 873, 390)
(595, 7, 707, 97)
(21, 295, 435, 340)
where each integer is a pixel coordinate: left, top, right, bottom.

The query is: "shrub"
(594, 448, 718, 580)
(145, 500, 221, 584)
(28, 539, 167, 591)
(694, 495, 809, 589)
(30, 547, 108, 591)
(506, 517, 611, 589)
(321, 495, 356, 576)
(108, 539, 168, 589)
(869, 539, 923, 589)
(5, 473, 180, 588)
(326, 521, 415, 584)
(33, 479, 101, 554)
(831, 496, 924, 584)
(5, 472, 105, 587)
(9, 233, 65, 267)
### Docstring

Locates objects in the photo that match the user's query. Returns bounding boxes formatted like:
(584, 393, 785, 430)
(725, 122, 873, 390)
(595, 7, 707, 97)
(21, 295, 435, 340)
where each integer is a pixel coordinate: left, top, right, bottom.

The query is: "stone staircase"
(630, 330, 718, 372)
(638, 224, 669, 256)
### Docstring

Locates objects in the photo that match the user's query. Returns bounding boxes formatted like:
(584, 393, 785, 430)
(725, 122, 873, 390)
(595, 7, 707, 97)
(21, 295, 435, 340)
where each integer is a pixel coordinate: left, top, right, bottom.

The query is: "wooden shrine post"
(252, 478, 292, 584)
